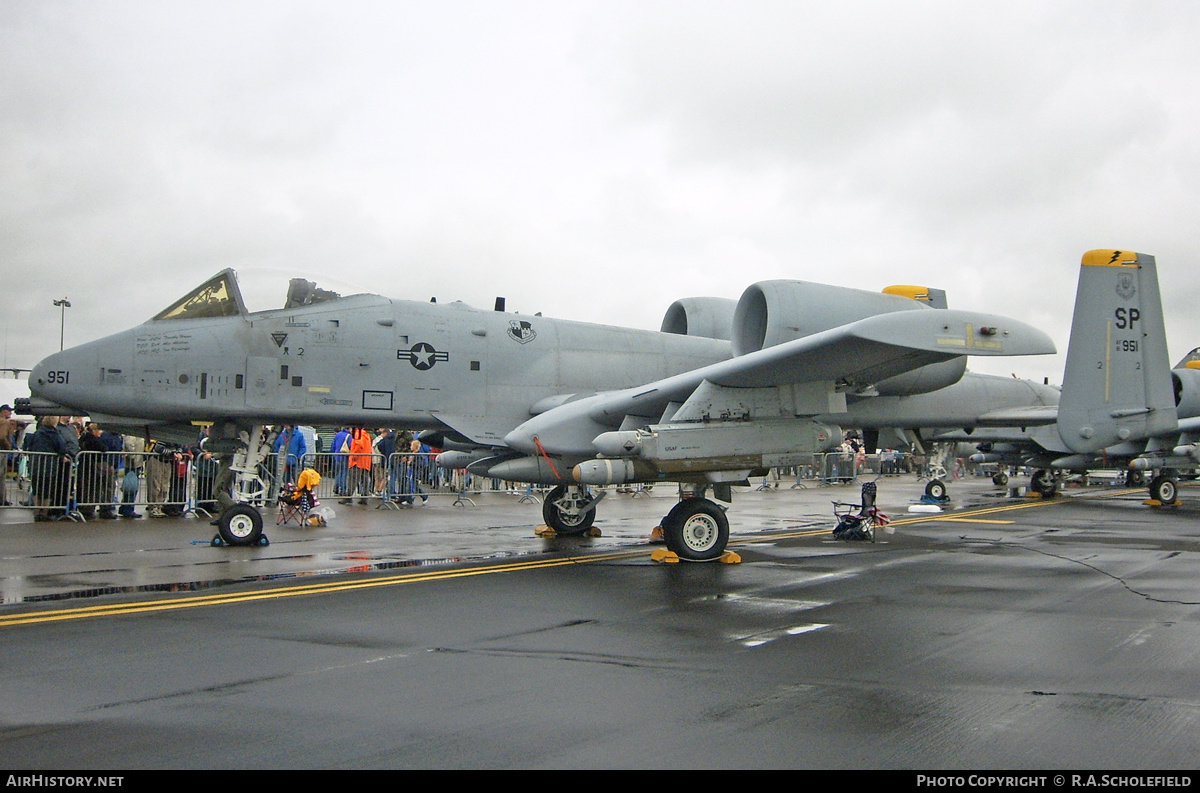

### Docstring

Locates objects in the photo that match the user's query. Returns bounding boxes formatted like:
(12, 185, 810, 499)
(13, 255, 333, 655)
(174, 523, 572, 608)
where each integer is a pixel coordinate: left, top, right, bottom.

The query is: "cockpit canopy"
(153, 270, 244, 321)
(152, 269, 344, 322)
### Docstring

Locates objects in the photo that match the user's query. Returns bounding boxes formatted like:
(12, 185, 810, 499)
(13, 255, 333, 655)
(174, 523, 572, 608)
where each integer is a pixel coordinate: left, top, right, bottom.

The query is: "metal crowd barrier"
(3, 449, 215, 521)
(1, 443, 930, 521)
(15, 450, 76, 520)
(296, 451, 459, 506)
(73, 449, 121, 517)
(0, 447, 555, 519)
(778, 451, 911, 487)
(821, 452, 861, 484)
(113, 450, 202, 518)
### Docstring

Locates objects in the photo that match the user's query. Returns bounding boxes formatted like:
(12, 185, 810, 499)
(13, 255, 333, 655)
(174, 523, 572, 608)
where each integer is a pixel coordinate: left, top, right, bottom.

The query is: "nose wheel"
(212, 504, 268, 547)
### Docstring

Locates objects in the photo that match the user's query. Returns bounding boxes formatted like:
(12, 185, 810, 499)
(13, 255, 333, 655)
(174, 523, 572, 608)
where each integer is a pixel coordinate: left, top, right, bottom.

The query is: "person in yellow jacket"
(295, 467, 321, 494)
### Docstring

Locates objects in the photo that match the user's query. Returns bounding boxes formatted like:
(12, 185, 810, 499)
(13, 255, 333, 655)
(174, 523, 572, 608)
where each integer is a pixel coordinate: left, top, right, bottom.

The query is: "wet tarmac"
(1, 474, 1198, 769)
(0, 478, 841, 604)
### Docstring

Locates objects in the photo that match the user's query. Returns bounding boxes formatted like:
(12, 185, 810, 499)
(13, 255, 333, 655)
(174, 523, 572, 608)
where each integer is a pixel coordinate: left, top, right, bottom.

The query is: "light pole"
(53, 298, 71, 351)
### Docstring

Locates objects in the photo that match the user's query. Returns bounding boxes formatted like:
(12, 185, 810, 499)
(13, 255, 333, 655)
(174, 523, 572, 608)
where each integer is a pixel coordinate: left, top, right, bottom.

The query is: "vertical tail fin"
(1056, 250, 1176, 453)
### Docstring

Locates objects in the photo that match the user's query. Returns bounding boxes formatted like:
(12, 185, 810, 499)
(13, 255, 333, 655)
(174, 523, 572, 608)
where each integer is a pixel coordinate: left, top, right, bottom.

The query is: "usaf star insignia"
(399, 342, 449, 370)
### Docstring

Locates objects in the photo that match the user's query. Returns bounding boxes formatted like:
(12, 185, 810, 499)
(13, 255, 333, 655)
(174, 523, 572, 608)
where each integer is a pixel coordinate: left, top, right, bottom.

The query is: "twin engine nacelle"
(660, 297, 737, 341)
(662, 281, 963, 396)
(666, 280, 963, 396)
(731, 280, 946, 355)
(663, 281, 950, 351)
(1173, 366, 1200, 417)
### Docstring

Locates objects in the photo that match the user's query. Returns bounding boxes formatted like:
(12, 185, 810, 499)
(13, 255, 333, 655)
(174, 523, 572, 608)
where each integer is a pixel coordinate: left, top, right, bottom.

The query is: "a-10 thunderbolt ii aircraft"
(24, 268, 1055, 557)
(937, 250, 1200, 503)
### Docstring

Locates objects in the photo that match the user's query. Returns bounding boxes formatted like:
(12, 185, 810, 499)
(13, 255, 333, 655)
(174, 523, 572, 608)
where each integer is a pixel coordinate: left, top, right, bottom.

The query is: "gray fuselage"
(30, 294, 730, 444)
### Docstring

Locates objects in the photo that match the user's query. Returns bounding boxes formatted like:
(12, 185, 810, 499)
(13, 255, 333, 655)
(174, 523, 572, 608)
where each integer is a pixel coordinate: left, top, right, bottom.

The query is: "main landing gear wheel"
(1149, 476, 1178, 504)
(1125, 469, 1146, 487)
(1031, 469, 1058, 498)
(542, 485, 596, 535)
(217, 504, 264, 546)
(661, 499, 729, 562)
(992, 472, 1009, 486)
(924, 479, 947, 500)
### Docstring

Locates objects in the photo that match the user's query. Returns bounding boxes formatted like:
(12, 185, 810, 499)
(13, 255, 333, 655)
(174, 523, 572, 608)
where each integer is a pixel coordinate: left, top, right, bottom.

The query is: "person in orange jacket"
(342, 427, 374, 505)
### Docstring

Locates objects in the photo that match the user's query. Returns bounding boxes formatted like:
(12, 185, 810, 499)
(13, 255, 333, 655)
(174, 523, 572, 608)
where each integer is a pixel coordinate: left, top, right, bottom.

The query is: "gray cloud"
(3, 0, 1199, 386)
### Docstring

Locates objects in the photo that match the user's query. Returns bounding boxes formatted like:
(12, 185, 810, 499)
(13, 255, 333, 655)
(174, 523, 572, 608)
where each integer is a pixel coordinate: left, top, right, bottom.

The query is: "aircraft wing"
(507, 308, 1054, 456)
(972, 405, 1060, 427)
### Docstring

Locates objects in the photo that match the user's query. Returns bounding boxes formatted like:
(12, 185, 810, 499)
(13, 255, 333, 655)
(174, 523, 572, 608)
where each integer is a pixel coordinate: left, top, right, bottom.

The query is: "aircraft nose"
(28, 356, 53, 398)
(29, 348, 84, 403)
(25, 352, 74, 415)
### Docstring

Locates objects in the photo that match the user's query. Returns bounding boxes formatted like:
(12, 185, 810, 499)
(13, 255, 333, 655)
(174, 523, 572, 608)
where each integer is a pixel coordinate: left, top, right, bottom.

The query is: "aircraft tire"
(992, 472, 1009, 487)
(1031, 469, 1057, 498)
(662, 499, 729, 562)
(1126, 470, 1146, 487)
(1149, 476, 1178, 504)
(924, 479, 947, 500)
(218, 505, 264, 546)
(542, 485, 596, 535)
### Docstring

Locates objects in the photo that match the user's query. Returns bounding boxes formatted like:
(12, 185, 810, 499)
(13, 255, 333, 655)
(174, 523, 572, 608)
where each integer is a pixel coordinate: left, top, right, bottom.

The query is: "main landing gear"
(542, 485, 603, 535)
(543, 482, 734, 562)
(923, 479, 948, 500)
(1148, 472, 1179, 504)
(1030, 468, 1059, 498)
(659, 498, 730, 562)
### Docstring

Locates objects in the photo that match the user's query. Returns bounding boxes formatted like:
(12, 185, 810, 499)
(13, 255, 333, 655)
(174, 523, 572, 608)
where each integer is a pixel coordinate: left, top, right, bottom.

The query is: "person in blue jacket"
(332, 426, 352, 496)
(273, 424, 307, 484)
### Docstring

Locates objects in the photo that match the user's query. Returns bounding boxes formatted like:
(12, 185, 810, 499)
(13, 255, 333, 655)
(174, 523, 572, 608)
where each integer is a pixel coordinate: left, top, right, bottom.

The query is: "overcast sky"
(4, 0, 1199, 386)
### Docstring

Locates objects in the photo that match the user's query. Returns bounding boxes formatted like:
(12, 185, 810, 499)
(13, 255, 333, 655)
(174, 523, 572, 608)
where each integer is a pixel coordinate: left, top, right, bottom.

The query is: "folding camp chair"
(831, 480, 890, 542)
(277, 468, 324, 526)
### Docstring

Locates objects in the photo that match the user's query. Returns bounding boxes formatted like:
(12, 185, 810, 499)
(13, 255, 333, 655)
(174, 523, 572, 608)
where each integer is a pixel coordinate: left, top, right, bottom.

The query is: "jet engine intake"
(1172, 367, 1200, 417)
(660, 297, 737, 341)
(731, 280, 931, 356)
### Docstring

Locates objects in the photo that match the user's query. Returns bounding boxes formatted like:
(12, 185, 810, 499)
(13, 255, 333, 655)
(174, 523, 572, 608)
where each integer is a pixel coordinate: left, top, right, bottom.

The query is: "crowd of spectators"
(2, 418, 956, 521)
(0, 417, 449, 519)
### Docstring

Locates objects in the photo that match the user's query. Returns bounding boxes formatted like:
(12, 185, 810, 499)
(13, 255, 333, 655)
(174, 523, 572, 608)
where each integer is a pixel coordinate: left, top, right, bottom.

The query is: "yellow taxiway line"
(0, 487, 1148, 628)
(0, 548, 649, 628)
